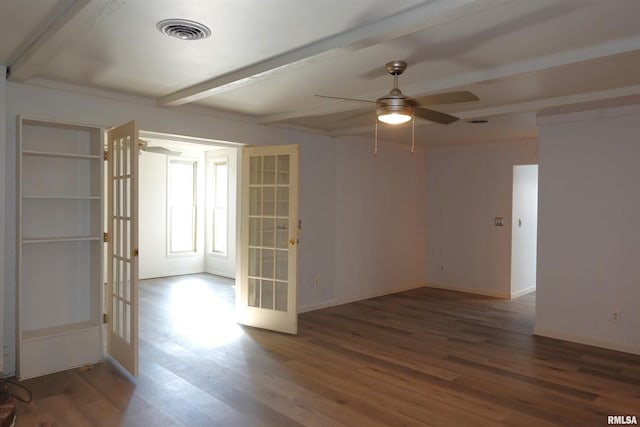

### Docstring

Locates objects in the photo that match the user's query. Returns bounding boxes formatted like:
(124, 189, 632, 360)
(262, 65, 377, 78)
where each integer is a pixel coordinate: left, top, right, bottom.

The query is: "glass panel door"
(238, 145, 298, 334)
(106, 121, 139, 376)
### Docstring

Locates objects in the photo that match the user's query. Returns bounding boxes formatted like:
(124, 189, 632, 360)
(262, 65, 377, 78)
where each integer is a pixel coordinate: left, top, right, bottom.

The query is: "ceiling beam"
(158, 0, 513, 107)
(8, 0, 127, 82)
(399, 34, 640, 101)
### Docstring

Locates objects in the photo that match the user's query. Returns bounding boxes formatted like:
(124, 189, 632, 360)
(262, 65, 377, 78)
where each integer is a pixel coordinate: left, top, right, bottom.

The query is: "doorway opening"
(130, 132, 245, 370)
(104, 131, 300, 377)
(510, 164, 538, 298)
(137, 131, 241, 281)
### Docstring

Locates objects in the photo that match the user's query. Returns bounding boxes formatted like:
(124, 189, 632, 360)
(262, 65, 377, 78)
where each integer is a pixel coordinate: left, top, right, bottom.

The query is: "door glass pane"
(112, 298, 117, 333)
(125, 304, 131, 343)
(121, 179, 126, 217)
(123, 138, 128, 176)
(249, 218, 261, 246)
(261, 280, 274, 309)
(118, 300, 124, 338)
(276, 219, 289, 248)
(250, 156, 261, 184)
(276, 250, 288, 281)
(263, 156, 276, 184)
(277, 187, 289, 217)
(261, 249, 274, 279)
(263, 187, 275, 216)
(125, 261, 131, 301)
(275, 282, 288, 311)
(277, 155, 289, 184)
(124, 219, 130, 260)
(262, 218, 275, 248)
(248, 278, 260, 307)
(249, 248, 260, 276)
(117, 260, 123, 298)
(112, 218, 117, 256)
(123, 177, 129, 218)
(120, 218, 126, 258)
(249, 187, 261, 216)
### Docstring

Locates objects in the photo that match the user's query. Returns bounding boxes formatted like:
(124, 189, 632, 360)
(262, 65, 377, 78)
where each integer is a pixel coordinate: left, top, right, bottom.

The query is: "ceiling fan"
(138, 139, 181, 156)
(316, 60, 478, 125)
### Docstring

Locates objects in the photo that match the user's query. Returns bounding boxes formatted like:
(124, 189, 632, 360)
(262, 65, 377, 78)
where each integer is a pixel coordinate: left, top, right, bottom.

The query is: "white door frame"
(510, 164, 539, 299)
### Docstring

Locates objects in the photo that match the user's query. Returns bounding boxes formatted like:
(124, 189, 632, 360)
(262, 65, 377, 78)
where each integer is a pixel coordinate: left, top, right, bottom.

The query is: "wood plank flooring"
(11, 273, 640, 426)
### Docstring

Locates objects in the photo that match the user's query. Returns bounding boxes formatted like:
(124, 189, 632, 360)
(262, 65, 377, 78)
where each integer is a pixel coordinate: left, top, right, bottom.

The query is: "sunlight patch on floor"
(168, 279, 243, 347)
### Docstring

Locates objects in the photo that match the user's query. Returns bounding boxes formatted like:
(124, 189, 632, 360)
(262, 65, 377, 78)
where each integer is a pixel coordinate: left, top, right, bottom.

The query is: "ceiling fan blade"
(414, 107, 459, 124)
(142, 146, 182, 156)
(315, 94, 377, 104)
(410, 91, 479, 106)
(338, 109, 375, 122)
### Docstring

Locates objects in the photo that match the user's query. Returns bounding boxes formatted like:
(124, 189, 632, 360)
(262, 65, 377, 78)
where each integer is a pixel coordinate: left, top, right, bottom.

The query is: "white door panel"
(106, 121, 139, 376)
(238, 145, 299, 334)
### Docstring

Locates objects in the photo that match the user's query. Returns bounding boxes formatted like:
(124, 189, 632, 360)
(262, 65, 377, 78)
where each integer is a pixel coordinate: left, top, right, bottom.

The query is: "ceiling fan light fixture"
(377, 104, 412, 124)
(378, 112, 412, 124)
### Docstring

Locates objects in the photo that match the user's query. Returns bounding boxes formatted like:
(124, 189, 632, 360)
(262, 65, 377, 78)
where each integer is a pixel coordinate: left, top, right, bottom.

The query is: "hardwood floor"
(11, 274, 640, 426)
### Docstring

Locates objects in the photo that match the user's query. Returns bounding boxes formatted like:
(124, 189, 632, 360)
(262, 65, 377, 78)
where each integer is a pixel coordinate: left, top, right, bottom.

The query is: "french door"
(238, 145, 299, 334)
(106, 121, 139, 376)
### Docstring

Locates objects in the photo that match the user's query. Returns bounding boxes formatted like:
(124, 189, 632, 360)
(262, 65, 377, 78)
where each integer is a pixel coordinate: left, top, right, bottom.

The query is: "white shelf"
(17, 116, 104, 380)
(22, 320, 100, 341)
(22, 235, 102, 244)
(23, 195, 101, 200)
(22, 150, 101, 160)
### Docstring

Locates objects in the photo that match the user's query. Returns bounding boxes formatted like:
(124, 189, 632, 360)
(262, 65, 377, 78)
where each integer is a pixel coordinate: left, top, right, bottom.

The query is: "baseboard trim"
(533, 327, 640, 356)
(510, 286, 536, 299)
(298, 283, 426, 314)
(423, 283, 510, 299)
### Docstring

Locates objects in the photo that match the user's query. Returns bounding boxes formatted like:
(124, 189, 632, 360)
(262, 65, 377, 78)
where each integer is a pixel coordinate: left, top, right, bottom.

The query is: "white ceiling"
(2, 0, 640, 149)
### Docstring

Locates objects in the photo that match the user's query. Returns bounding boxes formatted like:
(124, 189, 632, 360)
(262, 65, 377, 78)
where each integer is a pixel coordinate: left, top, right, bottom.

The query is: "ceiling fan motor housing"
(377, 88, 412, 118)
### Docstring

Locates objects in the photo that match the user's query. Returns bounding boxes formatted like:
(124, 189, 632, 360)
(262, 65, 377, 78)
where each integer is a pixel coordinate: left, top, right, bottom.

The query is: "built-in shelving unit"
(17, 116, 104, 379)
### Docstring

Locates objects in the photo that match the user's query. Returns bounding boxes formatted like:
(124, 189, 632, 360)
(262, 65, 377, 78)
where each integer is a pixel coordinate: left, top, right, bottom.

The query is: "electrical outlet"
(313, 276, 319, 288)
(611, 310, 621, 322)
(439, 265, 445, 272)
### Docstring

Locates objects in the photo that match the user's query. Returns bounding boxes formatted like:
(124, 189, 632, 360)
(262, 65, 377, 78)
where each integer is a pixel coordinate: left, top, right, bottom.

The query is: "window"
(211, 160, 228, 254)
(168, 160, 197, 253)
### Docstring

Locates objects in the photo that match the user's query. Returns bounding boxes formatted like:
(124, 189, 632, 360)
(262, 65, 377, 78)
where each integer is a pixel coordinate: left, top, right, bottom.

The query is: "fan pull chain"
(374, 120, 379, 155)
(411, 116, 416, 153)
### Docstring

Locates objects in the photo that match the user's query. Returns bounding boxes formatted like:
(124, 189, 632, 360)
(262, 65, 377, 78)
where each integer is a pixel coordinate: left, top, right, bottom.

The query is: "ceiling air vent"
(157, 19, 211, 40)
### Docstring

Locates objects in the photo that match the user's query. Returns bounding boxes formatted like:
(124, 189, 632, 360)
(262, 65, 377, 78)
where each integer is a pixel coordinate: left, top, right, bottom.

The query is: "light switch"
(495, 217, 505, 226)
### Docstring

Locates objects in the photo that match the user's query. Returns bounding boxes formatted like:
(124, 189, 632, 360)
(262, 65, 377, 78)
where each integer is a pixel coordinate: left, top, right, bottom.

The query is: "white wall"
(139, 151, 206, 279)
(536, 105, 640, 355)
(3, 82, 425, 373)
(425, 140, 538, 297)
(510, 164, 538, 298)
(0, 65, 6, 374)
(304, 141, 428, 312)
